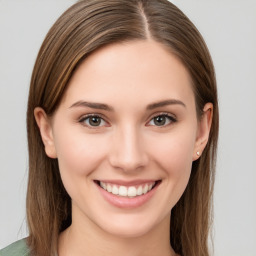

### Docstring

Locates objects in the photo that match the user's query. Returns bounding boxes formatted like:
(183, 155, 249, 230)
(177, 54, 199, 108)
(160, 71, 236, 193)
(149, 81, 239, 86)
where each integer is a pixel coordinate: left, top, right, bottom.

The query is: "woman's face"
(36, 40, 211, 238)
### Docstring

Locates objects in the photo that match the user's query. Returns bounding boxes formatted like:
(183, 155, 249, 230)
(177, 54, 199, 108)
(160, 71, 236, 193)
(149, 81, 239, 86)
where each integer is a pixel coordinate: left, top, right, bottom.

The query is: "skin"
(35, 40, 212, 256)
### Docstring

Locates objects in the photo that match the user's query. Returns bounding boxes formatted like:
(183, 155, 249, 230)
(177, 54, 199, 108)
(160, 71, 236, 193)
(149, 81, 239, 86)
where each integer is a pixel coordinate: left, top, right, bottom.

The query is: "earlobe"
(193, 103, 213, 161)
(34, 107, 57, 159)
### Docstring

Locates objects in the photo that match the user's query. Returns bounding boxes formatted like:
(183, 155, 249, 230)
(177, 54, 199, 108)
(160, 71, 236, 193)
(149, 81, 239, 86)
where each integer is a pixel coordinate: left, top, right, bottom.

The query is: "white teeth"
(99, 181, 156, 197)
(100, 181, 107, 190)
(107, 184, 112, 193)
(137, 185, 143, 196)
(119, 186, 128, 196)
(128, 186, 137, 197)
(112, 185, 119, 195)
(143, 184, 149, 194)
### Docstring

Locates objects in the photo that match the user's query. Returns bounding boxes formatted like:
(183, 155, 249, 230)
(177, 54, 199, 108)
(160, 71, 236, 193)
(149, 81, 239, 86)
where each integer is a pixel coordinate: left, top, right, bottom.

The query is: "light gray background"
(0, 1, 255, 255)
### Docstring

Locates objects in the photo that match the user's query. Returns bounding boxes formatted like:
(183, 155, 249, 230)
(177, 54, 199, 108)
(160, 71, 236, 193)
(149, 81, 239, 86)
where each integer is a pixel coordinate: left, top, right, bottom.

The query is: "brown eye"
(153, 116, 167, 126)
(88, 116, 102, 126)
(148, 114, 176, 127)
(80, 115, 107, 127)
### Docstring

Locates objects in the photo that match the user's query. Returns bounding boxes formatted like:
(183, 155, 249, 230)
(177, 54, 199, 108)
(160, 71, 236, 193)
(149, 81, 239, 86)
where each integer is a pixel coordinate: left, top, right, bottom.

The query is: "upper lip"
(95, 179, 160, 186)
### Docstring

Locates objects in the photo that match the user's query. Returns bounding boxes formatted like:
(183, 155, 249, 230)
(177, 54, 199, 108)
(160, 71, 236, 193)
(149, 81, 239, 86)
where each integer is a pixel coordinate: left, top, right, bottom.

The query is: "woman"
(0, 0, 218, 256)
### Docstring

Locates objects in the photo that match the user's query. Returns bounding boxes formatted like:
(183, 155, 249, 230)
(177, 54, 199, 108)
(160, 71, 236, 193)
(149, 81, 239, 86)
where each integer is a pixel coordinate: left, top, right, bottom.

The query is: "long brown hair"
(26, 1, 218, 255)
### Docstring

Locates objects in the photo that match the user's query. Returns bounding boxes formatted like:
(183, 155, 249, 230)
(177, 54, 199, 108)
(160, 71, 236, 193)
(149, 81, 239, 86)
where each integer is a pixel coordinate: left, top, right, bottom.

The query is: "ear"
(193, 103, 213, 161)
(34, 107, 57, 158)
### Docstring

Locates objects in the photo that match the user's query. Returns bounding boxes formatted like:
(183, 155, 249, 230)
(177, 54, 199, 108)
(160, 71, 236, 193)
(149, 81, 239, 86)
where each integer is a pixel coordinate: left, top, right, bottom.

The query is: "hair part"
(26, 1, 218, 255)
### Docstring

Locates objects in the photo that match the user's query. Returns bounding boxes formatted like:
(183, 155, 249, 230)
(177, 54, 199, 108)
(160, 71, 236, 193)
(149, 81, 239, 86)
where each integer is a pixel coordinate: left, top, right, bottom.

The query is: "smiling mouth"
(95, 180, 160, 198)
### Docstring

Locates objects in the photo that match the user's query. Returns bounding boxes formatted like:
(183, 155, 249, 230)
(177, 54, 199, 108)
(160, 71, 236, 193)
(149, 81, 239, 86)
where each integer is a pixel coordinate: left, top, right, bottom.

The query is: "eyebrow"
(146, 99, 186, 110)
(69, 99, 186, 111)
(69, 101, 114, 111)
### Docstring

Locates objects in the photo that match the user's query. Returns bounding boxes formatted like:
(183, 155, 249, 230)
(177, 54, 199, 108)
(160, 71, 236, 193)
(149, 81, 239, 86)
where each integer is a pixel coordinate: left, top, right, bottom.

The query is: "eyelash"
(78, 112, 177, 128)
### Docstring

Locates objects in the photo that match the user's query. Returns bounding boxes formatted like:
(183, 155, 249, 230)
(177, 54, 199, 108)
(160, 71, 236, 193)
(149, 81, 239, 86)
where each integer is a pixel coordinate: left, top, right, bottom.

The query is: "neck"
(58, 207, 176, 256)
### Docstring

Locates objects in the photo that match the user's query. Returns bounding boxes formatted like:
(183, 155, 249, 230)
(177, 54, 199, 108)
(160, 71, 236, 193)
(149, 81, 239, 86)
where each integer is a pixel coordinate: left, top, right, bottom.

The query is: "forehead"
(61, 40, 195, 109)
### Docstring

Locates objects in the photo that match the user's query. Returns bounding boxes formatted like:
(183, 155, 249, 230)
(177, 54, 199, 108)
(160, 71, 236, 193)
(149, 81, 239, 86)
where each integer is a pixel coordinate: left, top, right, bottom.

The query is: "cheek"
(147, 126, 196, 204)
(149, 128, 196, 173)
(53, 128, 108, 187)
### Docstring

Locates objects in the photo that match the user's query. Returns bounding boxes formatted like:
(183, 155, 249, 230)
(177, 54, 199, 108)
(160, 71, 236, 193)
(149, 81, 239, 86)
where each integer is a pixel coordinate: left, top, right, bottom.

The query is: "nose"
(108, 125, 148, 173)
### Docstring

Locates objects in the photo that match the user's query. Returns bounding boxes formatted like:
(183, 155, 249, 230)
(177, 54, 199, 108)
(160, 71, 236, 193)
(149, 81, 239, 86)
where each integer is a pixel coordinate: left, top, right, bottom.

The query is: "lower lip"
(96, 182, 160, 209)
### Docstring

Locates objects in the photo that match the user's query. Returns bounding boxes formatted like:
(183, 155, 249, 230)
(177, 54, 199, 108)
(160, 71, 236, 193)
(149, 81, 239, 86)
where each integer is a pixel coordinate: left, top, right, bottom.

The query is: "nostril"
(108, 155, 149, 173)
(108, 133, 149, 172)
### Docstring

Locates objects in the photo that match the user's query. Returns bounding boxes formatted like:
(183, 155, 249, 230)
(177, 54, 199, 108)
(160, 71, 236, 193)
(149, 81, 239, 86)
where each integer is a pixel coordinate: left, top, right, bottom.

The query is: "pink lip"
(96, 181, 161, 209)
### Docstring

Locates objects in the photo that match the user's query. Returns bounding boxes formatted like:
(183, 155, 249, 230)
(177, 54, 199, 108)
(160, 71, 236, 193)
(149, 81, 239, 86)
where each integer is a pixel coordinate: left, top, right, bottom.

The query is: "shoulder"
(0, 239, 30, 256)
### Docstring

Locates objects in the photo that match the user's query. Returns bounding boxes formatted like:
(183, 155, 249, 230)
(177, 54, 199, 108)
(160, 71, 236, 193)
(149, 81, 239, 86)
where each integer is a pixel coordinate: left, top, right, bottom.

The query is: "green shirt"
(0, 239, 30, 256)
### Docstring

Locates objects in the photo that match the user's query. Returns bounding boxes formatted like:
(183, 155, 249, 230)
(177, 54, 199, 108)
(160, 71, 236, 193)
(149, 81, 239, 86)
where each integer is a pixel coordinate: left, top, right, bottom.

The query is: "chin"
(96, 212, 168, 239)
(103, 223, 153, 239)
